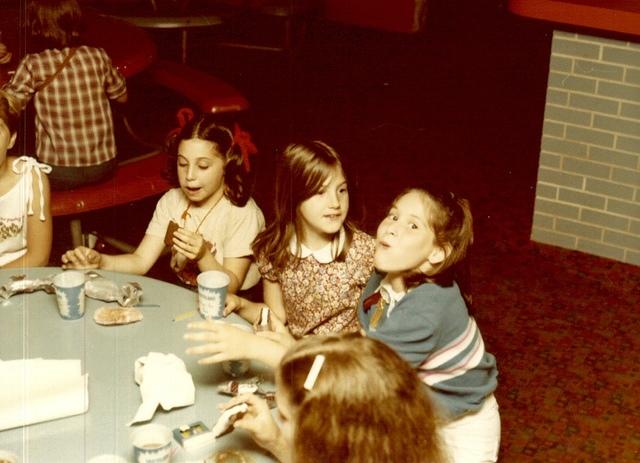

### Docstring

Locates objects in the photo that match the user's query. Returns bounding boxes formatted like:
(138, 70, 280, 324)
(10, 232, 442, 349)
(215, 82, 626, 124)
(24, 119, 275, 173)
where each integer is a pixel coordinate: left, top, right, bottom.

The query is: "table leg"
(181, 29, 188, 64)
(70, 219, 83, 248)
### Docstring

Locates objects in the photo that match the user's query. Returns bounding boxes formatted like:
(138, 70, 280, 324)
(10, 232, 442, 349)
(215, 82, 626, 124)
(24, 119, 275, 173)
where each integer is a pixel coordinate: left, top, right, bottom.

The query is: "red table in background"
(0, 9, 156, 82)
(86, 11, 158, 77)
(508, 0, 640, 37)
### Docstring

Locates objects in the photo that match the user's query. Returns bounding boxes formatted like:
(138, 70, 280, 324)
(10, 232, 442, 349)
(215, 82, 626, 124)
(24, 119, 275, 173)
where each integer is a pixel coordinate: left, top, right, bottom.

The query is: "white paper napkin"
(128, 352, 195, 425)
(0, 358, 89, 431)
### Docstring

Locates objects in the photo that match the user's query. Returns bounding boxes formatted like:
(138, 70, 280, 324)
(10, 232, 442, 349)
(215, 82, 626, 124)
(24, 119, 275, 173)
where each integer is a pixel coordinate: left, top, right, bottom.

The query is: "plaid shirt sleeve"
(2, 55, 38, 111)
(98, 48, 127, 100)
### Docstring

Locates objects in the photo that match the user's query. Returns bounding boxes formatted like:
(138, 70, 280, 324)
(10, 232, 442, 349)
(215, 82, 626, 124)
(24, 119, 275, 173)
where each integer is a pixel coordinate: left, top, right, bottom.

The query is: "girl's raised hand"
(219, 394, 282, 453)
(0, 43, 11, 64)
(172, 228, 212, 262)
(255, 311, 296, 350)
(265, 310, 288, 334)
(61, 246, 101, 269)
(184, 321, 255, 364)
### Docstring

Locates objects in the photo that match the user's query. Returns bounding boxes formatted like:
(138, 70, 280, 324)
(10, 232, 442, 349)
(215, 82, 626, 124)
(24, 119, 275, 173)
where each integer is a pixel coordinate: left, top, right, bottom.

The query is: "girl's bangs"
(302, 159, 340, 199)
(398, 188, 437, 229)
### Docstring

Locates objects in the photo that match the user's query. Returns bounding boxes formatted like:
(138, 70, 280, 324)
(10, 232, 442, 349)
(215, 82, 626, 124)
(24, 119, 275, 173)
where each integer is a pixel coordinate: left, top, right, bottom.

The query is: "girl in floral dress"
(185, 141, 375, 368)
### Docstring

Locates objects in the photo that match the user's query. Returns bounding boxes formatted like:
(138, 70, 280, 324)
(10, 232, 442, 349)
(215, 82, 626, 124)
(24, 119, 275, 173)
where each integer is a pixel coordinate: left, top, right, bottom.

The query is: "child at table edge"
(0, 92, 52, 268)
(61, 112, 264, 294)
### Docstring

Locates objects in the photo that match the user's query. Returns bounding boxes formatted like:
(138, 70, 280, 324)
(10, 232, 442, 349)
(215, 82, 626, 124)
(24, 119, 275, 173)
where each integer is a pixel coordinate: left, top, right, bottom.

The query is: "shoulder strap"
(38, 47, 78, 91)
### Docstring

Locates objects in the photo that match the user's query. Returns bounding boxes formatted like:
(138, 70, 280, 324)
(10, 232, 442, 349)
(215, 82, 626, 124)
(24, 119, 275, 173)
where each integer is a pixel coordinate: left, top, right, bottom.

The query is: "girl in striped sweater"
(358, 185, 500, 463)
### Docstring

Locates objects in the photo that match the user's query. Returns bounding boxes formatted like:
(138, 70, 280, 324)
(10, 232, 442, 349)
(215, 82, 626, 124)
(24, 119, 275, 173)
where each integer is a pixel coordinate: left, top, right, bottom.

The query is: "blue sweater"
(358, 272, 498, 420)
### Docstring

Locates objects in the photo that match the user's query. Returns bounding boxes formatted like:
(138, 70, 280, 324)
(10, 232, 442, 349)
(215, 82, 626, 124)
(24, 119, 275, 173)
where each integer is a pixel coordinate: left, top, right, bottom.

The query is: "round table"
(0, 268, 275, 462)
(115, 13, 222, 64)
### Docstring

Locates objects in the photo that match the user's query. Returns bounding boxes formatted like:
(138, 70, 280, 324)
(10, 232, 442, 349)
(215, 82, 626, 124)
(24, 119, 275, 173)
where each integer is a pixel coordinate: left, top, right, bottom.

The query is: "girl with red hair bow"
(62, 112, 264, 294)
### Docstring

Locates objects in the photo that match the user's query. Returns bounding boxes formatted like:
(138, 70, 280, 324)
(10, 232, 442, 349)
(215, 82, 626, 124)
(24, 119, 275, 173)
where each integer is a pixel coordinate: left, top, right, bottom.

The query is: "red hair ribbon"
(166, 107, 195, 139)
(233, 123, 258, 173)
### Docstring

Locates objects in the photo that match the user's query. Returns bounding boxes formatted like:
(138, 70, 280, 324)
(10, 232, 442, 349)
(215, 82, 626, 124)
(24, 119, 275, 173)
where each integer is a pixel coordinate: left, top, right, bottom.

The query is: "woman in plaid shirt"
(2, 0, 127, 190)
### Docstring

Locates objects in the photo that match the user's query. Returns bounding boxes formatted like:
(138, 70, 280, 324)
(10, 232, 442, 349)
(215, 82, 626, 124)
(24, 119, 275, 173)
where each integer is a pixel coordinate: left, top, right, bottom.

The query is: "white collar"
(289, 228, 346, 264)
(376, 279, 407, 317)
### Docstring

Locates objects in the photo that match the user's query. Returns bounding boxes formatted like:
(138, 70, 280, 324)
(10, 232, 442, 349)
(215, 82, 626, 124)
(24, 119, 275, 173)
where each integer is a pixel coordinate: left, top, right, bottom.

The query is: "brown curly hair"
(27, 0, 84, 52)
(164, 113, 252, 207)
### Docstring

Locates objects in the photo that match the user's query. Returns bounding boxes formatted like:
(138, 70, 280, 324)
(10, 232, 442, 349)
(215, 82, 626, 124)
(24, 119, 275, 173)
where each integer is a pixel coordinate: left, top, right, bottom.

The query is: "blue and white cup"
(196, 271, 230, 320)
(131, 423, 172, 463)
(53, 271, 86, 320)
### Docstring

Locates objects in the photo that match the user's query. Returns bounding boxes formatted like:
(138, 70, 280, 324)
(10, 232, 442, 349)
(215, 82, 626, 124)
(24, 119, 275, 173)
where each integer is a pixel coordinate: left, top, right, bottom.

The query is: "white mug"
(131, 423, 173, 463)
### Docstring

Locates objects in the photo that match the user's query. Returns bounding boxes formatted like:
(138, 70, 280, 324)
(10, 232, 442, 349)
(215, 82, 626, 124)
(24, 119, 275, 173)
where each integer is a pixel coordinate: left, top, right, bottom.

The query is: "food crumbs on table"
(173, 310, 198, 322)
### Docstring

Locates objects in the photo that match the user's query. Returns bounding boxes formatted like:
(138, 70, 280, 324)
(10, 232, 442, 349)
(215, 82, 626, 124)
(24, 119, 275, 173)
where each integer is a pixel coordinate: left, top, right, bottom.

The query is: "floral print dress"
(258, 229, 375, 337)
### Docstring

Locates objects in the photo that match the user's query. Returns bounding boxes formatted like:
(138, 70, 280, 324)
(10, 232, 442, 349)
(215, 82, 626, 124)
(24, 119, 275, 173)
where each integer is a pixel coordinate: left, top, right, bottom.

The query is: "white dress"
(145, 188, 265, 289)
(0, 157, 51, 266)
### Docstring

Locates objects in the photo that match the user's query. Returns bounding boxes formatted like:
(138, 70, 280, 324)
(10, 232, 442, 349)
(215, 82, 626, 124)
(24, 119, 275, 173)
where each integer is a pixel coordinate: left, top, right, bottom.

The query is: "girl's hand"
(256, 331, 296, 351)
(220, 394, 282, 453)
(252, 307, 287, 334)
(172, 228, 213, 262)
(0, 43, 11, 64)
(184, 321, 255, 364)
(255, 312, 296, 350)
(223, 294, 244, 316)
(61, 246, 101, 269)
(265, 309, 289, 335)
(170, 249, 189, 273)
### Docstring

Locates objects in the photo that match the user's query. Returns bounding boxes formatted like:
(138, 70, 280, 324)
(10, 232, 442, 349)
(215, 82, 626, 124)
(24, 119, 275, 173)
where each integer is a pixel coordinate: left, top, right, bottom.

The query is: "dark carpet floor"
(48, 1, 640, 461)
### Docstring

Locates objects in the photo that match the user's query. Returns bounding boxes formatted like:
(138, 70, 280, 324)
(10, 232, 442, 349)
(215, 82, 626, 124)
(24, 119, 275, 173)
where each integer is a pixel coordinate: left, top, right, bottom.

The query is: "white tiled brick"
(534, 32, 640, 266)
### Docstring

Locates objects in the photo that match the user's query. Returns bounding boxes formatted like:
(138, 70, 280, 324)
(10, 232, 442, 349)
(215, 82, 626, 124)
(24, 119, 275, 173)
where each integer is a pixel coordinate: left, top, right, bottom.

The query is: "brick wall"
(532, 31, 640, 266)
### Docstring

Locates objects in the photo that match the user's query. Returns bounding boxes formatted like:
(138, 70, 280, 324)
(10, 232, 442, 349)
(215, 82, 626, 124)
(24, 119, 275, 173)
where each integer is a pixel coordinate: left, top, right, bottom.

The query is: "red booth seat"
(51, 152, 172, 247)
(50, 153, 172, 218)
(146, 59, 249, 113)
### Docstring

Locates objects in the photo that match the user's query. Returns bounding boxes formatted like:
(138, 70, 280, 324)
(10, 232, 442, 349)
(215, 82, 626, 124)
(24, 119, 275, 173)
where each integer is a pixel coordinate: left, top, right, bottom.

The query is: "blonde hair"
(277, 334, 445, 463)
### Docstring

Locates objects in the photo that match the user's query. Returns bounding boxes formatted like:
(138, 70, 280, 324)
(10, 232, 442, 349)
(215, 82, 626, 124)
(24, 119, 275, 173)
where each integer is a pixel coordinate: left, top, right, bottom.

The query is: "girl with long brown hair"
(184, 140, 374, 368)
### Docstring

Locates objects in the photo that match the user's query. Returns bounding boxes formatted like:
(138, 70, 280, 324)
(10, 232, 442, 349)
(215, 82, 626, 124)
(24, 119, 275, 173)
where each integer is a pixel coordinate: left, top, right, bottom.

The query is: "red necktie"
(363, 291, 381, 313)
